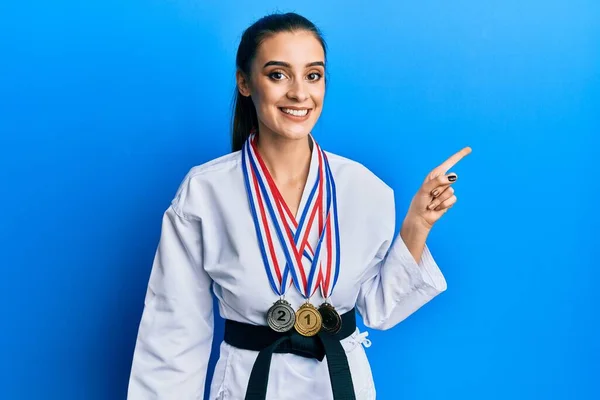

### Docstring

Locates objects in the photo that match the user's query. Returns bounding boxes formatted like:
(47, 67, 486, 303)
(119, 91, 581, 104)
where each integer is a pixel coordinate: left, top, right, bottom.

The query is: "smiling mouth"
(279, 107, 311, 118)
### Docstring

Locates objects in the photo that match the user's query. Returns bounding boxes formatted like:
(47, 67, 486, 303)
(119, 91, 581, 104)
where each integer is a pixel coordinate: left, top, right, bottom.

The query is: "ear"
(236, 70, 251, 97)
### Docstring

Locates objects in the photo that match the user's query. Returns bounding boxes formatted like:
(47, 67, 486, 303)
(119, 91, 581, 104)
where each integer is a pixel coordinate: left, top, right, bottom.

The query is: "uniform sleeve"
(356, 186, 447, 330)
(127, 204, 214, 399)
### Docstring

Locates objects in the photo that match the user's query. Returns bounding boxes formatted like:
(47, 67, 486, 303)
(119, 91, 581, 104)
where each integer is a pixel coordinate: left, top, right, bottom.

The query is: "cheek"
(253, 79, 281, 101)
(252, 88, 281, 117)
(311, 85, 326, 107)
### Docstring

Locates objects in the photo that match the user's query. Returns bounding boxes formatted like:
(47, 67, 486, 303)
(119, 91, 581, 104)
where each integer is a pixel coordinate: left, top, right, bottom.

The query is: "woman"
(127, 12, 470, 400)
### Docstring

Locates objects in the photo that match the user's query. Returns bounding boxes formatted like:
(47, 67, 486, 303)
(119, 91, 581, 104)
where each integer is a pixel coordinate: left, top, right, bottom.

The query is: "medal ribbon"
(242, 134, 322, 297)
(247, 134, 326, 299)
(243, 133, 338, 300)
(242, 142, 291, 296)
(317, 151, 341, 300)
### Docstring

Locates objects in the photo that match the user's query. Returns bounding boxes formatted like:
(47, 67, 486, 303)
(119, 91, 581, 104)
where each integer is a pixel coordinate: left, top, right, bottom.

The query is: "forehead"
(254, 30, 325, 66)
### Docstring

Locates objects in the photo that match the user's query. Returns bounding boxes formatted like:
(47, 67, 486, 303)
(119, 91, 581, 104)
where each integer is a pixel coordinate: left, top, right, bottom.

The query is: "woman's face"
(238, 30, 326, 142)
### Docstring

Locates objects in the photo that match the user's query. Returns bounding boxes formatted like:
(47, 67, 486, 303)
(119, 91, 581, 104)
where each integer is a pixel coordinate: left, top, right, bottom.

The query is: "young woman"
(127, 12, 471, 400)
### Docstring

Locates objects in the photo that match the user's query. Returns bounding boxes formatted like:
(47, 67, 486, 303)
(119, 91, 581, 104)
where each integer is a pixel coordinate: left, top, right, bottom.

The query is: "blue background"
(1, 1, 597, 399)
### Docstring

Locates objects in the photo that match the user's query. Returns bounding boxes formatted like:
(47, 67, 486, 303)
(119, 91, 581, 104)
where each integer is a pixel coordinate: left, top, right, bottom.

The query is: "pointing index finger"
(438, 146, 472, 174)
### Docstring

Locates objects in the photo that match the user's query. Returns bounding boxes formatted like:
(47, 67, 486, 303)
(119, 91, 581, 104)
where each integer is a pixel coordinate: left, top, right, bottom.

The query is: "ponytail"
(231, 89, 258, 152)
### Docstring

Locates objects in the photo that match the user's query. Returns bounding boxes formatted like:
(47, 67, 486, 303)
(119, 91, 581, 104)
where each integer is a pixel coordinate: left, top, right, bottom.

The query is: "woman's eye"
(308, 72, 322, 81)
(269, 72, 285, 80)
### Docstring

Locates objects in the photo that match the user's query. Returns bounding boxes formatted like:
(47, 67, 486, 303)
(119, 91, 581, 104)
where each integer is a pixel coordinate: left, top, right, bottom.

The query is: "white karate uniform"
(127, 146, 447, 400)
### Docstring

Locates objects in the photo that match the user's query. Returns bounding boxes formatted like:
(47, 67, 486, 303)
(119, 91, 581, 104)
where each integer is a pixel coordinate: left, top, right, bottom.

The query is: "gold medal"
(294, 302, 322, 337)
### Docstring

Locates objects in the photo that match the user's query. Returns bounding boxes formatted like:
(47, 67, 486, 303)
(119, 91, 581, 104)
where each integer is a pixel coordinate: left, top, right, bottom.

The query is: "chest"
(278, 180, 304, 219)
(201, 195, 384, 315)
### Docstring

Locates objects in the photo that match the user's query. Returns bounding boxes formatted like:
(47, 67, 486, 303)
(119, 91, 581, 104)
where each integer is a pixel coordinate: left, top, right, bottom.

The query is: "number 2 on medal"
(277, 310, 286, 322)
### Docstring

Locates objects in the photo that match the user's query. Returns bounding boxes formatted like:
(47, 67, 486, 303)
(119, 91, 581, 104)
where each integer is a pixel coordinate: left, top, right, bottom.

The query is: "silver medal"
(267, 299, 295, 332)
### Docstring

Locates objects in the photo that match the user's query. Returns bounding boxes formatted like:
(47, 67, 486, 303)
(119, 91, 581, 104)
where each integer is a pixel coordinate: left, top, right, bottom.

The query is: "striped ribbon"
(242, 133, 340, 300)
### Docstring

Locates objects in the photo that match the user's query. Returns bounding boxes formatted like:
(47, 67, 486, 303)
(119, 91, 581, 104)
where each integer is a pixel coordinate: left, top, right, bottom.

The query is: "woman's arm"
(355, 196, 447, 330)
(399, 216, 431, 264)
(127, 205, 214, 399)
(356, 147, 470, 330)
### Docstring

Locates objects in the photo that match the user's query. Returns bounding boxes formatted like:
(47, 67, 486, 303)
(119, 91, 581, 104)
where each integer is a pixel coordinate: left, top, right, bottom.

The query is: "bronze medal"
(267, 299, 295, 332)
(294, 303, 322, 337)
(318, 302, 342, 334)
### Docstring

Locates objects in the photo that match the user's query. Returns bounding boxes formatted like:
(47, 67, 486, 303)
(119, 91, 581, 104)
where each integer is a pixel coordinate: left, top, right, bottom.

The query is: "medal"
(294, 302, 322, 336)
(267, 299, 296, 332)
(318, 302, 342, 334)
(242, 133, 340, 334)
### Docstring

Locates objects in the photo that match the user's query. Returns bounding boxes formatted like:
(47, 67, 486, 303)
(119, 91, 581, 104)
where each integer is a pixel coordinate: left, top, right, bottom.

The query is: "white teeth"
(281, 108, 308, 117)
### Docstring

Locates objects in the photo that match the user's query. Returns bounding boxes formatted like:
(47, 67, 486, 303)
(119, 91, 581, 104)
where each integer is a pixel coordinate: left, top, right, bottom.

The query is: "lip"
(278, 107, 312, 121)
(279, 106, 311, 110)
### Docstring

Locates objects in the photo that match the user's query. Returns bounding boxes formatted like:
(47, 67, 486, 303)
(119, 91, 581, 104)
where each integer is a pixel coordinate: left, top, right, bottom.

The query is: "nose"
(286, 79, 309, 102)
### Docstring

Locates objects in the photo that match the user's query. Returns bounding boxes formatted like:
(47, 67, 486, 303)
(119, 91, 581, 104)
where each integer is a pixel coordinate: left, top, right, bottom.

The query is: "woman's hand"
(405, 147, 472, 231)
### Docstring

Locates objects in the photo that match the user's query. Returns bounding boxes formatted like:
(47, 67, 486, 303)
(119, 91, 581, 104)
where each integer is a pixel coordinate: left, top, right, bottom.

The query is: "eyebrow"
(263, 61, 325, 69)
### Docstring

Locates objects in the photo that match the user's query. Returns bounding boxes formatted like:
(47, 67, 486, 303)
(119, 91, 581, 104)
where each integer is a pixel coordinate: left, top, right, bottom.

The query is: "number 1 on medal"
(295, 303, 322, 336)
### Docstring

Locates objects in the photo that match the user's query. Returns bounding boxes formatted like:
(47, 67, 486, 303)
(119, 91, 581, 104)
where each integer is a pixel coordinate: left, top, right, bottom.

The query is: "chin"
(267, 121, 315, 141)
(281, 127, 312, 140)
(274, 130, 314, 144)
(282, 120, 320, 138)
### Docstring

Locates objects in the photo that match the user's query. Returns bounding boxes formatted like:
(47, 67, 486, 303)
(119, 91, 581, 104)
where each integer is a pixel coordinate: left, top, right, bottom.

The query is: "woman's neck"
(255, 129, 312, 186)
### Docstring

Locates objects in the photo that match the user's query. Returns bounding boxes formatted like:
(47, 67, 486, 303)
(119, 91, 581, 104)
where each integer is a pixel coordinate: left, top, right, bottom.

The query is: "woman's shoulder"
(325, 150, 393, 197)
(183, 150, 242, 180)
(325, 150, 396, 234)
(169, 151, 242, 217)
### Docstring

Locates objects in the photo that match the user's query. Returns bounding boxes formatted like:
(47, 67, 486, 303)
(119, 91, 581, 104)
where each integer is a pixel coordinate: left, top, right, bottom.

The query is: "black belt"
(224, 307, 358, 400)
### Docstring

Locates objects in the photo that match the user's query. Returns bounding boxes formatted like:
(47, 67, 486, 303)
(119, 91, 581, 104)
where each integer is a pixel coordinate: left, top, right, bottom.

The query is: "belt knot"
(279, 332, 325, 361)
